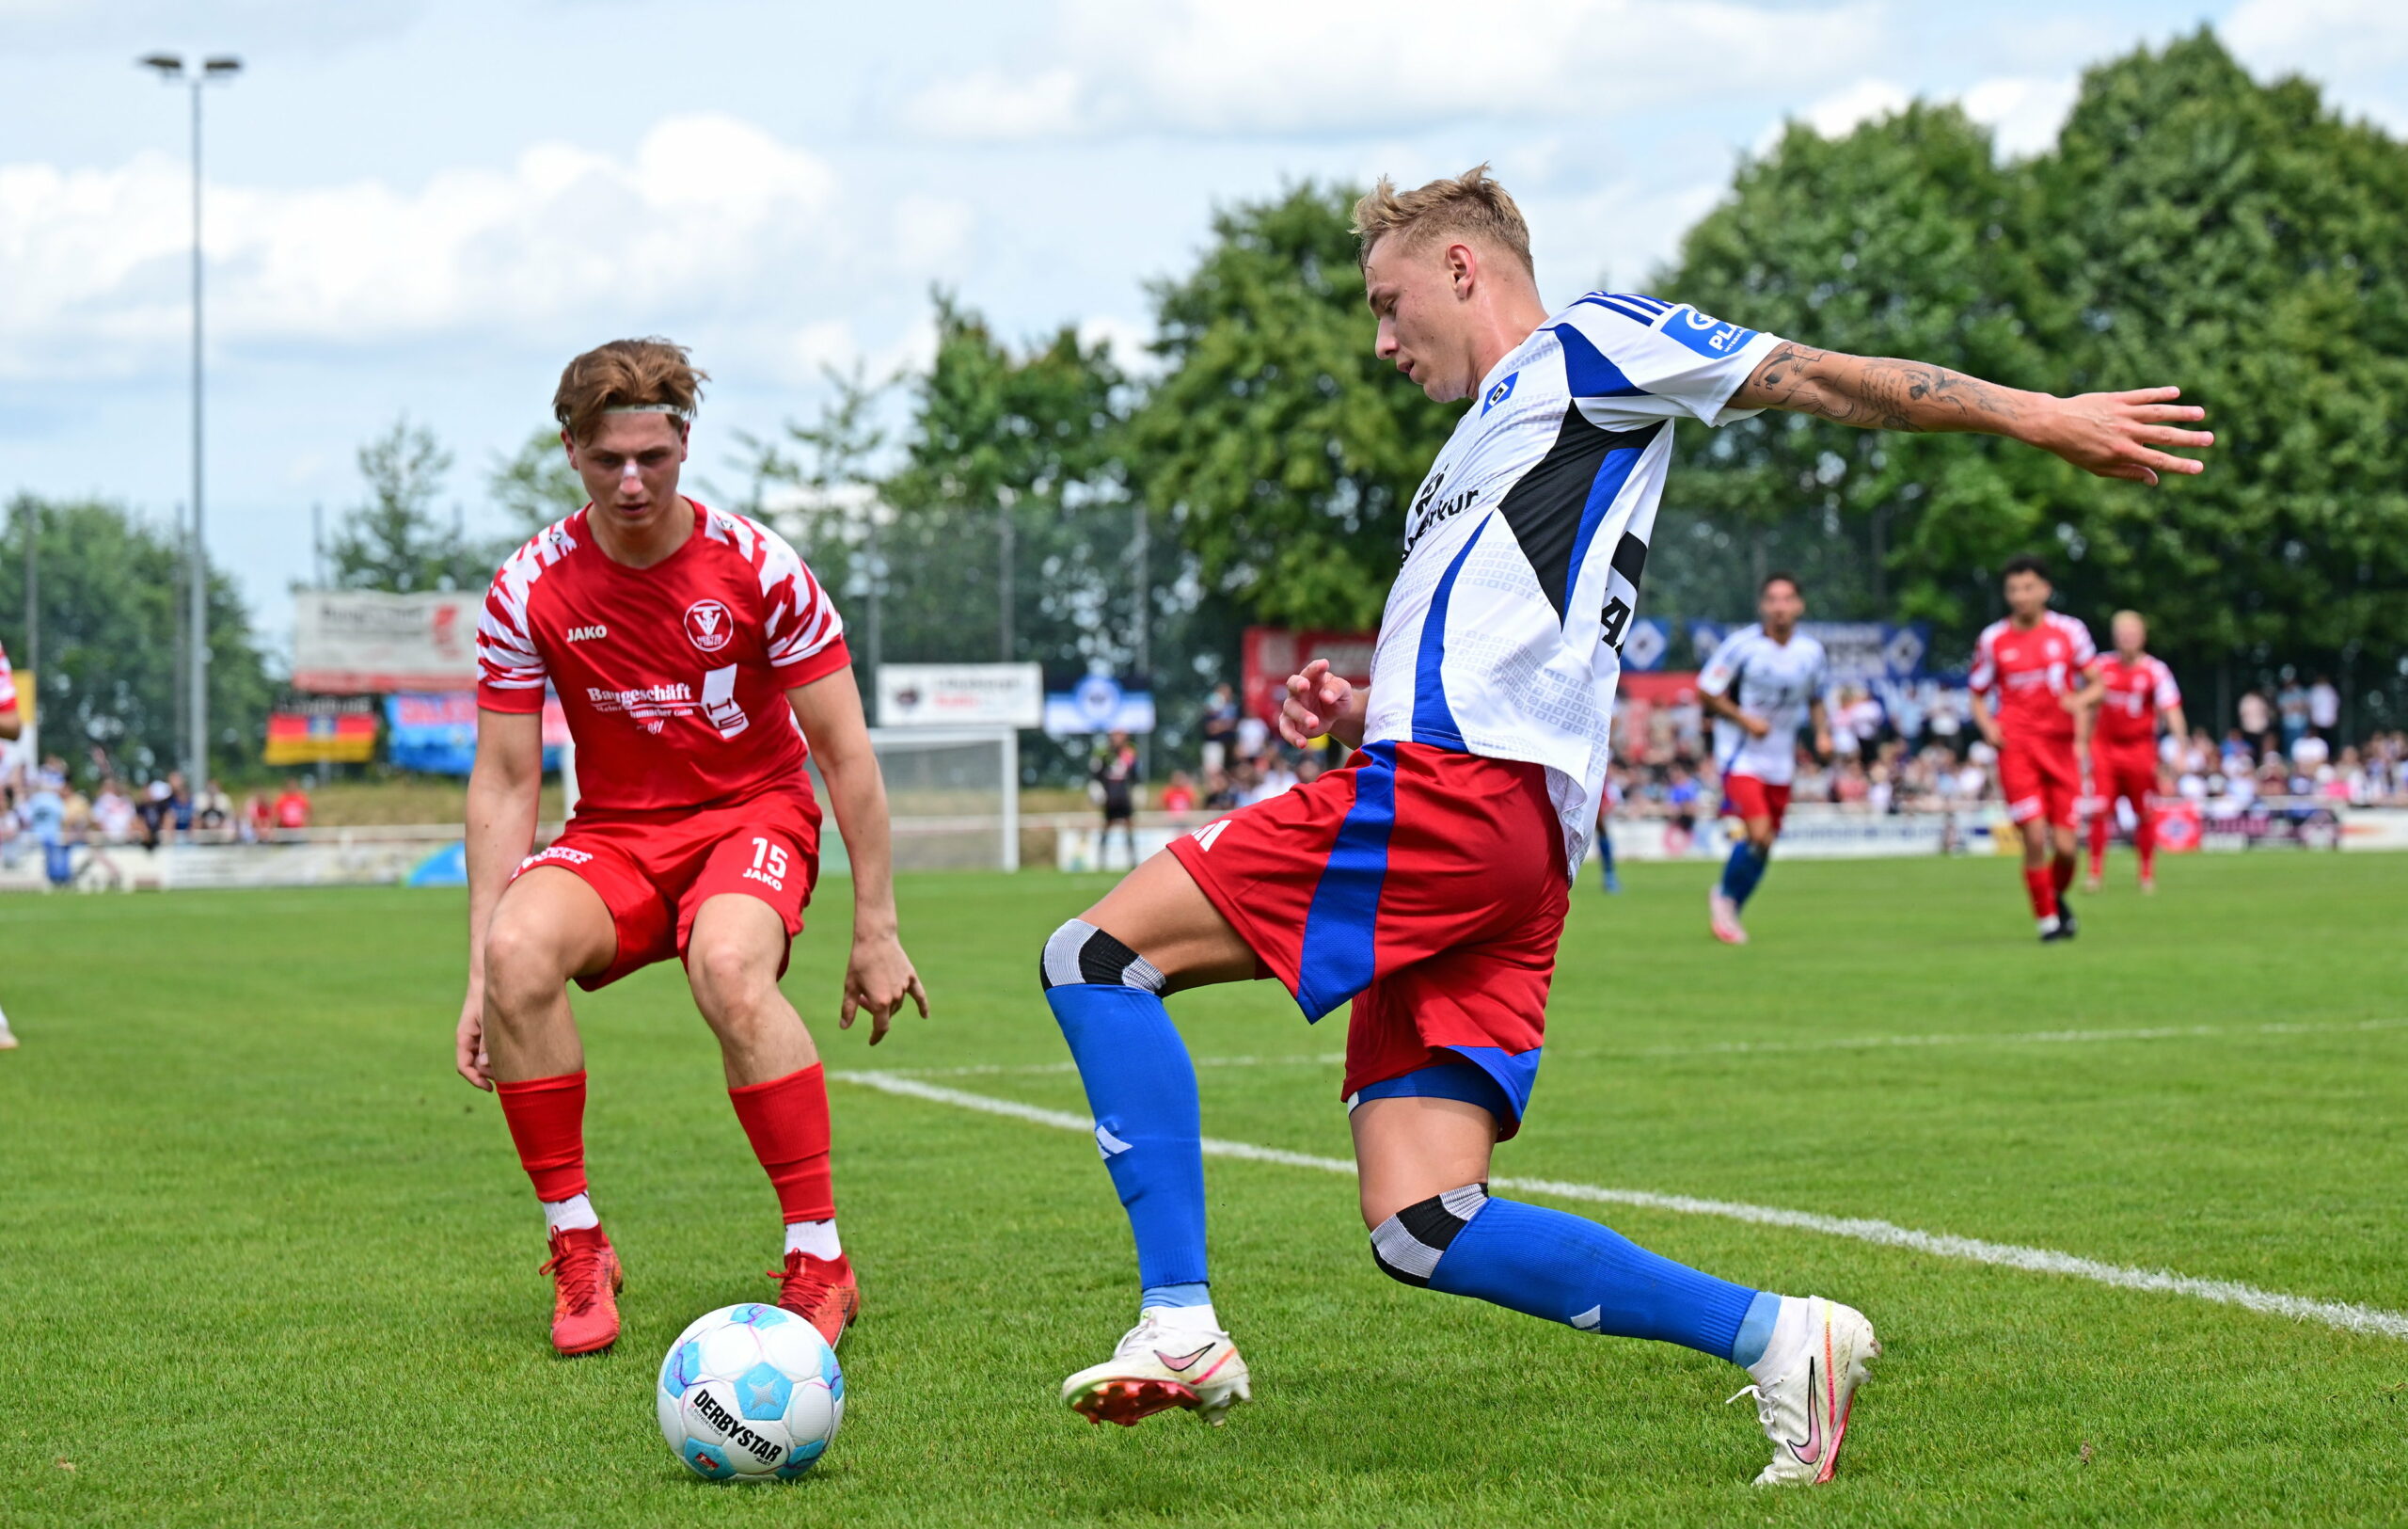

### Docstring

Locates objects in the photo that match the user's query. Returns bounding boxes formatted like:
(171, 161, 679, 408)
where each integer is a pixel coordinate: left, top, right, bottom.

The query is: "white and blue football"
(657, 1302, 844, 1482)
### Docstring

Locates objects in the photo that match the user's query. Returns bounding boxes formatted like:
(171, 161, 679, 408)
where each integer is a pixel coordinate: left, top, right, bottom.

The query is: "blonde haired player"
(455, 339, 927, 1357)
(1034, 167, 2210, 1486)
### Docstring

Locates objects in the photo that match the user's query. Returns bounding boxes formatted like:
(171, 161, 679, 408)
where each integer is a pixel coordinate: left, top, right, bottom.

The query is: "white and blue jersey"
(1698, 625, 1829, 788)
(1360, 293, 1781, 870)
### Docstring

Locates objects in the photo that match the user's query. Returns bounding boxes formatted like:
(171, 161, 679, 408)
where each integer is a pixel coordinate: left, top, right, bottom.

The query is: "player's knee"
(1369, 1185, 1490, 1285)
(688, 932, 776, 1019)
(483, 918, 565, 1018)
(1038, 918, 1165, 995)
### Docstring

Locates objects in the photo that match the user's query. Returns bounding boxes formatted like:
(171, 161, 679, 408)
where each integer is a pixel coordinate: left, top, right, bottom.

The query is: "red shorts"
(515, 788, 822, 990)
(1166, 741, 1567, 1139)
(2091, 744, 2159, 808)
(1720, 773, 1794, 832)
(1999, 740, 2082, 829)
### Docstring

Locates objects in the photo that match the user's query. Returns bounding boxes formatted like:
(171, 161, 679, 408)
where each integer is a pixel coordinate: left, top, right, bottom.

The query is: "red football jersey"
(476, 502, 848, 813)
(2089, 652, 2180, 751)
(0, 638, 15, 712)
(1970, 612, 2095, 746)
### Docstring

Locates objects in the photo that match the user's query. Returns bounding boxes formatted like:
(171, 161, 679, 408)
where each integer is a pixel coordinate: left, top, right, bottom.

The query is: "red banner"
(264, 711, 378, 765)
(1241, 628, 1377, 723)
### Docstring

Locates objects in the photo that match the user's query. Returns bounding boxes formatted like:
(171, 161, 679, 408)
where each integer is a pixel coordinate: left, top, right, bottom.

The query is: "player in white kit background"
(1698, 576, 1831, 945)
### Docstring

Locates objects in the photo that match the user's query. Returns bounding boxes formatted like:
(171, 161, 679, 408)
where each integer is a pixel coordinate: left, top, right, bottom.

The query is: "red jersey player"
(2084, 610, 2185, 893)
(454, 339, 927, 1357)
(1970, 554, 2103, 942)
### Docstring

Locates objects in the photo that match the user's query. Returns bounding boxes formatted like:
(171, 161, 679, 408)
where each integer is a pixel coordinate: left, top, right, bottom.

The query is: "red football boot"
(540, 1225, 623, 1357)
(769, 1250, 861, 1347)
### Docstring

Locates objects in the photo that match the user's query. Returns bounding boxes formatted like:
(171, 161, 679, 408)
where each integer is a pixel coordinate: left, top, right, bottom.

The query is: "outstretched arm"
(1730, 344, 2213, 486)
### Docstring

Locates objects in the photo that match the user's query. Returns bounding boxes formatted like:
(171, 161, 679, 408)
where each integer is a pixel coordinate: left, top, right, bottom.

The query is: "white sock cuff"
(784, 1219, 842, 1260)
(543, 1193, 598, 1234)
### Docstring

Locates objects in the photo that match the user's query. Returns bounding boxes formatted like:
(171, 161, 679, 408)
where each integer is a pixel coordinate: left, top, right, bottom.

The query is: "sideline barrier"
(1, 804, 2396, 890)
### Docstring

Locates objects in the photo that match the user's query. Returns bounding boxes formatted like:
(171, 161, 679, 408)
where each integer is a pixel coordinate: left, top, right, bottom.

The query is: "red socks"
(2022, 866, 2059, 921)
(496, 1071, 589, 1202)
(2087, 812, 2111, 879)
(728, 1063, 836, 1224)
(2135, 816, 2157, 879)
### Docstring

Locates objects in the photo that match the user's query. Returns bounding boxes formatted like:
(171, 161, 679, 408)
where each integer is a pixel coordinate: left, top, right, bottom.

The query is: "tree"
(2026, 31, 2408, 680)
(488, 425, 586, 539)
(327, 416, 493, 593)
(736, 364, 891, 680)
(879, 290, 1137, 677)
(1655, 103, 2066, 642)
(1133, 183, 1458, 630)
(1, 493, 275, 781)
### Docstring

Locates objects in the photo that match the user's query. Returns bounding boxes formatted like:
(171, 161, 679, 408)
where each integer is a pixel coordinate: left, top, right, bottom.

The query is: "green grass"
(4, 852, 2405, 1526)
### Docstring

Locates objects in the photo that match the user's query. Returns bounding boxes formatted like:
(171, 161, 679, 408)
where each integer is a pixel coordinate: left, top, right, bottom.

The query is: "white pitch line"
(867, 1016, 2408, 1080)
(837, 1069, 2408, 1345)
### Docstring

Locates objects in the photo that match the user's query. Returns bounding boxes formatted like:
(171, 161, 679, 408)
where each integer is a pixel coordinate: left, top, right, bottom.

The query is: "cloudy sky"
(3, 0, 2402, 651)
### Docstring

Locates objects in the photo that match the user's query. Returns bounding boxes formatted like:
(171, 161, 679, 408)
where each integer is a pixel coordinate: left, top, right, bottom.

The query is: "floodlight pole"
(143, 52, 240, 788)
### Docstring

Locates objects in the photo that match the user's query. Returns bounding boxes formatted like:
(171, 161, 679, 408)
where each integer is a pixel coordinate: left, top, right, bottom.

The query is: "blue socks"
(1046, 982, 1211, 1304)
(1719, 840, 1768, 908)
(1403, 1189, 1760, 1362)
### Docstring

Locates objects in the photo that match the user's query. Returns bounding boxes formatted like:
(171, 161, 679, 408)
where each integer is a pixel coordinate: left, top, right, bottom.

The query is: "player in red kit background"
(2084, 610, 2186, 894)
(454, 338, 927, 1357)
(1970, 555, 2101, 942)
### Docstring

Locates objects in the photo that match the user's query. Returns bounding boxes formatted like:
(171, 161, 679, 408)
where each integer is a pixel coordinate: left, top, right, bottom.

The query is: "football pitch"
(4, 852, 2405, 1527)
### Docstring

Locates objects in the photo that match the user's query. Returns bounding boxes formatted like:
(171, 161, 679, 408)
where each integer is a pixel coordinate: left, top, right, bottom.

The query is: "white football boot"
(1709, 888, 1749, 945)
(1062, 1308, 1252, 1427)
(1727, 1296, 1878, 1486)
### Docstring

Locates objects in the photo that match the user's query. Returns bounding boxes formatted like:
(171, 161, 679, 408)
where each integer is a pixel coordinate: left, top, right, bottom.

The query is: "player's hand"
(2029, 387, 2213, 486)
(1740, 711, 1771, 741)
(1279, 660, 1363, 748)
(455, 982, 493, 1091)
(840, 930, 928, 1046)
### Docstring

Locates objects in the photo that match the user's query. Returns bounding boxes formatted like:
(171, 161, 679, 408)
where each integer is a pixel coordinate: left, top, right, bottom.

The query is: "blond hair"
(1350, 164, 1534, 278)
(552, 338, 709, 444)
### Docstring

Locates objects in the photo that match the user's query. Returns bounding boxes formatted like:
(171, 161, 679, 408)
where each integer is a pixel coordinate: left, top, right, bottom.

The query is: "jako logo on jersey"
(684, 599, 735, 653)
(565, 624, 608, 643)
(1482, 371, 1518, 414)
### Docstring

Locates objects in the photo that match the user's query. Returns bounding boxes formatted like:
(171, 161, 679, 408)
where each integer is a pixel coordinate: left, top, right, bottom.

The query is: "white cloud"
(2226, 0, 2408, 131)
(1960, 74, 2078, 157)
(1751, 77, 1910, 153)
(0, 113, 918, 381)
(901, 0, 1890, 141)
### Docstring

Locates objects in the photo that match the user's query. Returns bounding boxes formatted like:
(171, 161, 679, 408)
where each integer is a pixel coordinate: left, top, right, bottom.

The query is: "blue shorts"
(1344, 1057, 1517, 1131)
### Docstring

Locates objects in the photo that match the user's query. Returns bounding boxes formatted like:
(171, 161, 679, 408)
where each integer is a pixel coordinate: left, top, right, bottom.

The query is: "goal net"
(814, 726, 1019, 873)
(560, 725, 1019, 872)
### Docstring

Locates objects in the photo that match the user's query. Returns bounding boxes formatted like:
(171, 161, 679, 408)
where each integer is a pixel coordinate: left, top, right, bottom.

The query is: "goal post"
(810, 725, 1020, 874)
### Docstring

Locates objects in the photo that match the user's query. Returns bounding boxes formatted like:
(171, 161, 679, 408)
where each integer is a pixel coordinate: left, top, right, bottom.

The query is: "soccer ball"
(657, 1302, 844, 1482)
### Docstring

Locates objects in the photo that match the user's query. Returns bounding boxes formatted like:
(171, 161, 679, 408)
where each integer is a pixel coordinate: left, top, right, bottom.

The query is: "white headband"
(602, 403, 690, 419)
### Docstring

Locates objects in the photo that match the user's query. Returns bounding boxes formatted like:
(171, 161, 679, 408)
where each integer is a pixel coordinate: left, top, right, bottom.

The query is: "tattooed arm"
(1728, 342, 2214, 486)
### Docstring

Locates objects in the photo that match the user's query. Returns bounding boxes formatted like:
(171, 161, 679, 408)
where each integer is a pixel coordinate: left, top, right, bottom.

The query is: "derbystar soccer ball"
(657, 1302, 844, 1482)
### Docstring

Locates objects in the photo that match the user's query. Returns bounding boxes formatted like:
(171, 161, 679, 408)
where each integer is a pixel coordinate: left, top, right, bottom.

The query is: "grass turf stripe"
(837, 1069, 2408, 1345)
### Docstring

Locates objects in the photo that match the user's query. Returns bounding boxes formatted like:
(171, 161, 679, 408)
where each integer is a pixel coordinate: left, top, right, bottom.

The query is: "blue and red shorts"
(1165, 741, 1568, 1139)
(1719, 772, 1794, 832)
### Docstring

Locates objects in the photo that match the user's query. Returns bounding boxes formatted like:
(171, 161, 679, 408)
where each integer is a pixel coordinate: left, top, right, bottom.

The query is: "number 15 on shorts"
(746, 836, 789, 889)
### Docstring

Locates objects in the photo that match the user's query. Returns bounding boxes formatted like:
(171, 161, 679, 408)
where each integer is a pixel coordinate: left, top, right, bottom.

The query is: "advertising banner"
(1241, 628, 1376, 723)
(876, 663, 1043, 729)
(293, 590, 482, 693)
(1041, 673, 1156, 736)
(1687, 619, 1932, 683)
(265, 696, 378, 765)
(386, 692, 571, 775)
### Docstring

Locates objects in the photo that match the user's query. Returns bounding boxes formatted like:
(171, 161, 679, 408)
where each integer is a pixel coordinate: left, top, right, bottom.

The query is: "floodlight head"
(139, 53, 186, 79)
(203, 56, 243, 76)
